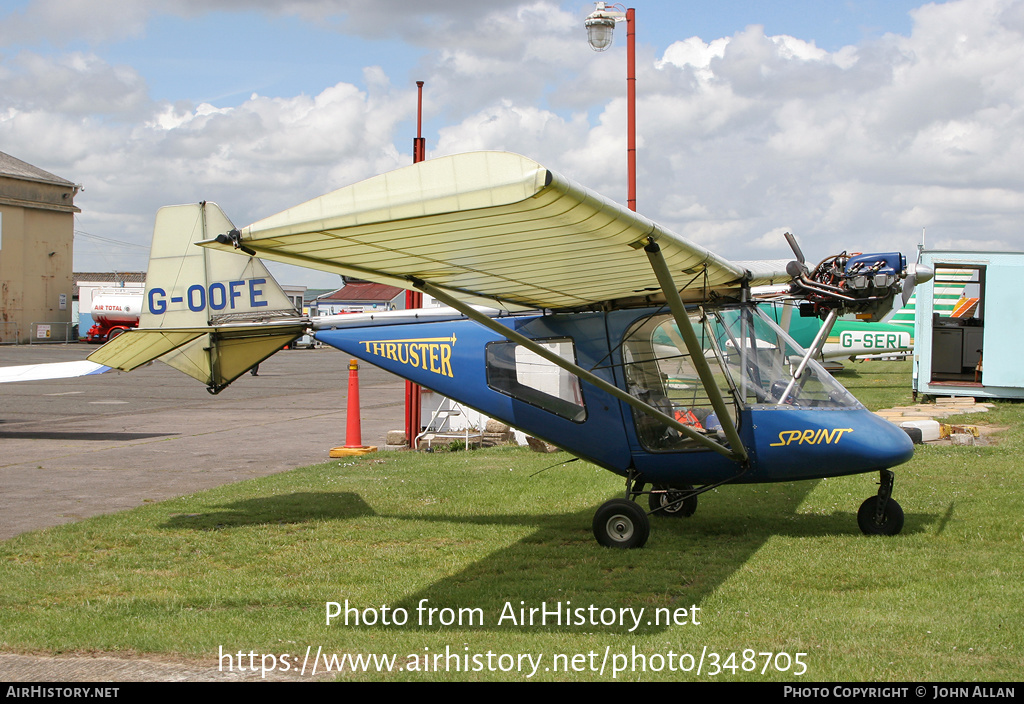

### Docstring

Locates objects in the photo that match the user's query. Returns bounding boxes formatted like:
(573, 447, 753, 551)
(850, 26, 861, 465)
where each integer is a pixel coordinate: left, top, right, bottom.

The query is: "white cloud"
(0, 0, 152, 45)
(5, 0, 1024, 285)
(0, 52, 149, 117)
(1, 64, 411, 275)
(623, 0, 1024, 262)
(434, 101, 589, 160)
(0, 0, 558, 47)
(749, 226, 795, 251)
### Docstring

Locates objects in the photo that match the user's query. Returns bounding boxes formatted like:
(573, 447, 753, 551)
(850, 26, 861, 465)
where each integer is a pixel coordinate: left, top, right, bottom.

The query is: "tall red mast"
(405, 81, 425, 448)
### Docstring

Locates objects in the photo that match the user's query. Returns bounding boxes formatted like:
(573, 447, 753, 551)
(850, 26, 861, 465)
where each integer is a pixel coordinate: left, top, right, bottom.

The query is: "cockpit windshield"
(622, 304, 863, 452)
(712, 304, 862, 410)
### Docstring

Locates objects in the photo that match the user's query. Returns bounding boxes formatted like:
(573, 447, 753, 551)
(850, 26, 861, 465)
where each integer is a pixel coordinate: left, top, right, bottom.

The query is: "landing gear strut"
(592, 467, 747, 548)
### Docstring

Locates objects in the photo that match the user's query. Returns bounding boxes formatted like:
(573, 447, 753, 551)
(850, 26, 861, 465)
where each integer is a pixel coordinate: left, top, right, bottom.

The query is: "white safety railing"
(414, 398, 483, 450)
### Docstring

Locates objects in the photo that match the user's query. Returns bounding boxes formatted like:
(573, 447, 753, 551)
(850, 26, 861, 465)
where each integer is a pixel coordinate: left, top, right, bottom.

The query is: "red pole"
(412, 80, 426, 163)
(417, 80, 424, 134)
(405, 80, 426, 448)
(626, 8, 636, 212)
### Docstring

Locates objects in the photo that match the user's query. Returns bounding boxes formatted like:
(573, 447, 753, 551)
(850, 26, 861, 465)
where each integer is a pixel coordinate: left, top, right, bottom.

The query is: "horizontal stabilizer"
(87, 329, 208, 372)
(88, 323, 306, 393)
(159, 326, 305, 391)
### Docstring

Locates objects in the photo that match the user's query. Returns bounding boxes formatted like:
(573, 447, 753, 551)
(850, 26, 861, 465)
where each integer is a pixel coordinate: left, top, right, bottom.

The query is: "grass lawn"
(1, 361, 1021, 681)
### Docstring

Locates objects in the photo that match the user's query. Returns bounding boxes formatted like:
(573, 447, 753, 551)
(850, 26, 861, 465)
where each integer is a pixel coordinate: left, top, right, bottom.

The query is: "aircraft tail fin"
(89, 202, 306, 393)
(140, 202, 298, 328)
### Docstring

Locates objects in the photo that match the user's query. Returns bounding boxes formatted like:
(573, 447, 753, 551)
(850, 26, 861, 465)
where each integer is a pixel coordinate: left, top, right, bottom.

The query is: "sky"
(3, 0, 1024, 289)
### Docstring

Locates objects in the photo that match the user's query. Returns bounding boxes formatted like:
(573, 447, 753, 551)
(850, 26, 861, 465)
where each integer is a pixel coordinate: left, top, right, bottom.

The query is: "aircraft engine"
(782, 233, 927, 322)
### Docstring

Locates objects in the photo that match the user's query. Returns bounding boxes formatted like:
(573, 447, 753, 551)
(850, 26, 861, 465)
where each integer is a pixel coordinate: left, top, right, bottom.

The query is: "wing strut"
(776, 307, 839, 405)
(413, 278, 742, 460)
(643, 239, 749, 464)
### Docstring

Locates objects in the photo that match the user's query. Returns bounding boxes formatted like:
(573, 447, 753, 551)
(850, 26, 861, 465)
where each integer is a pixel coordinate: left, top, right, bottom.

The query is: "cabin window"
(621, 312, 737, 452)
(485, 338, 586, 422)
(622, 306, 862, 452)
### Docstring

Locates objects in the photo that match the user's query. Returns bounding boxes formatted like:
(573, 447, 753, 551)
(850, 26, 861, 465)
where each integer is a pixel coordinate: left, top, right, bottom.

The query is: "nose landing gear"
(858, 469, 904, 536)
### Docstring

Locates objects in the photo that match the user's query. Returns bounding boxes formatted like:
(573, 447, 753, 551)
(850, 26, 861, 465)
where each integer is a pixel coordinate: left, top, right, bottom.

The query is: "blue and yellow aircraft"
(88, 152, 927, 548)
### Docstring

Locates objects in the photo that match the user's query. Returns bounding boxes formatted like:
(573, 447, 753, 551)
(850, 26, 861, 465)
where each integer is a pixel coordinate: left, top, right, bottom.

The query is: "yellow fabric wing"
(199, 152, 790, 310)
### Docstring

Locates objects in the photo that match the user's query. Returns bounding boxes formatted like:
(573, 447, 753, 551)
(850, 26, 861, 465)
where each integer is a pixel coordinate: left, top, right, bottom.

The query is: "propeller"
(784, 232, 808, 278)
(901, 245, 933, 306)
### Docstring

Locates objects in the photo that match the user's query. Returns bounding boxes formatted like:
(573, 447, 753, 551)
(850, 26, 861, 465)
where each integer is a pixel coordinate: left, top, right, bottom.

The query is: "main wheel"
(857, 496, 904, 536)
(648, 484, 698, 518)
(593, 499, 650, 549)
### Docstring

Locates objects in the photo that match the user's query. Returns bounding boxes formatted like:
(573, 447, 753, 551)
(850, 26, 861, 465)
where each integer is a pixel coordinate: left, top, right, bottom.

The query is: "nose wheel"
(858, 469, 904, 536)
(593, 499, 650, 549)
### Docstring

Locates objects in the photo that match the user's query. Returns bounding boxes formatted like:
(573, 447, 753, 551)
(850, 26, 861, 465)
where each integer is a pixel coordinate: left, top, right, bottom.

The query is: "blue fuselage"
(315, 307, 912, 486)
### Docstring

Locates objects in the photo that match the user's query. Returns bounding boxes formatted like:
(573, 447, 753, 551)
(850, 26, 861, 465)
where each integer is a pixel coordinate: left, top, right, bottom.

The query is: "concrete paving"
(0, 652, 325, 682)
(0, 343, 407, 681)
(0, 343, 405, 540)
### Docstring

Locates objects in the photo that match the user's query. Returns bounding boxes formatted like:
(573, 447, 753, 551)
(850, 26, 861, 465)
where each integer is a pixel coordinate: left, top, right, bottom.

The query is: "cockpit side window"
(622, 313, 737, 452)
(486, 338, 586, 422)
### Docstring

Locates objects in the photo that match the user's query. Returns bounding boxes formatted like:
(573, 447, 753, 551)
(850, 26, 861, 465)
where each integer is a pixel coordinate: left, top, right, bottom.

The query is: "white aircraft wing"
(0, 360, 111, 384)
(199, 151, 791, 310)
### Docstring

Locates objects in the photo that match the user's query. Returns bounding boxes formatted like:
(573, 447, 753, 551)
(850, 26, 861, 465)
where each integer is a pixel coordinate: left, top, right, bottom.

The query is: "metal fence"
(0, 322, 19, 344)
(28, 321, 76, 344)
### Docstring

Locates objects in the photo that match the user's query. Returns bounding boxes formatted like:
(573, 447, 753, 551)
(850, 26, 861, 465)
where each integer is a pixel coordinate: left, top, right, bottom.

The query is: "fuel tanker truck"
(84, 290, 142, 343)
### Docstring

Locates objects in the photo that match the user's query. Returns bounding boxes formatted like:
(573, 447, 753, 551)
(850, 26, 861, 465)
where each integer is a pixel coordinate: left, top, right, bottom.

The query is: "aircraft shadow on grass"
(159, 485, 936, 635)
(160, 492, 377, 529)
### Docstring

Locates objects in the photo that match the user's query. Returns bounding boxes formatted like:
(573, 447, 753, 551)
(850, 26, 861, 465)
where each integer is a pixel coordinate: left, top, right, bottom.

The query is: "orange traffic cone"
(330, 359, 378, 457)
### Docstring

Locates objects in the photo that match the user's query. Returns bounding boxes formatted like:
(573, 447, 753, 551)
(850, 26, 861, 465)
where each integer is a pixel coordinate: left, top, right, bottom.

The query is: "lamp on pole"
(405, 80, 426, 448)
(585, 2, 636, 212)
